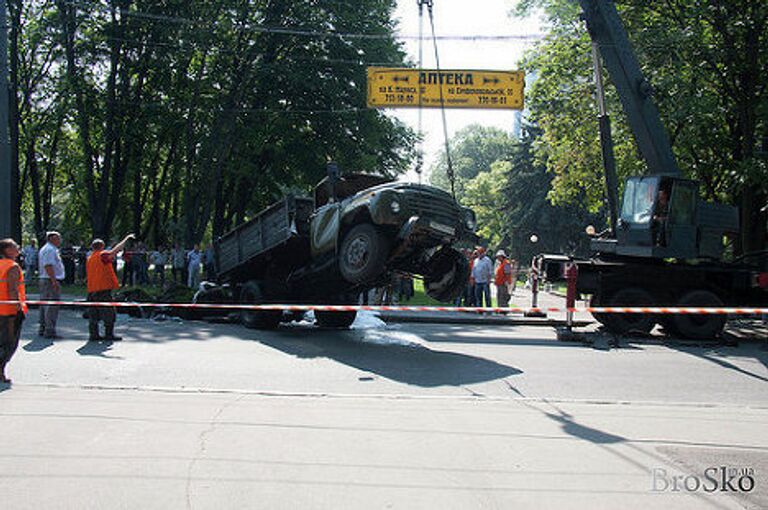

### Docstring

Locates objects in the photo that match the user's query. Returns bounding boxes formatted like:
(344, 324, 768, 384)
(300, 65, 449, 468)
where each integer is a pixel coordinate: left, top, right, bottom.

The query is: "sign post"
(367, 68, 524, 110)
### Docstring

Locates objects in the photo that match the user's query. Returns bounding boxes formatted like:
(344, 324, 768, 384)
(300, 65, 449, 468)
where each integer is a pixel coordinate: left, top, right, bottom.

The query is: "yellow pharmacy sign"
(366, 68, 524, 110)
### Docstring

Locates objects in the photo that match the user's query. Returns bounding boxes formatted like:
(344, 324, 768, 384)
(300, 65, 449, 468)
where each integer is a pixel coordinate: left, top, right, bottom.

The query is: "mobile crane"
(536, 0, 767, 339)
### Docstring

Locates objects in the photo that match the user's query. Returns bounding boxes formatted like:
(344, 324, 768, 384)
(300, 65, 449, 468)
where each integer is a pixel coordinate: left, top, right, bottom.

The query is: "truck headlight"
(390, 200, 401, 213)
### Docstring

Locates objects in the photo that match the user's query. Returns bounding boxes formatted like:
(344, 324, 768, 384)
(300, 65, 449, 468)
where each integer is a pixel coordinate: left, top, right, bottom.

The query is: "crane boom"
(578, 0, 679, 176)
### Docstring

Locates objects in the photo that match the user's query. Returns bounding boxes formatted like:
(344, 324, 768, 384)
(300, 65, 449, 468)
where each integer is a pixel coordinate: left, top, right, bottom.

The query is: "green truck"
(203, 169, 476, 329)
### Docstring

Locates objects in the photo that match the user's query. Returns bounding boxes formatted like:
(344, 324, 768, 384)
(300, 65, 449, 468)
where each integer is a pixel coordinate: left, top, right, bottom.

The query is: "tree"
(15, 0, 416, 246)
(502, 128, 602, 266)
(428, 124, 517, 199)
(463, 161, 510, 247)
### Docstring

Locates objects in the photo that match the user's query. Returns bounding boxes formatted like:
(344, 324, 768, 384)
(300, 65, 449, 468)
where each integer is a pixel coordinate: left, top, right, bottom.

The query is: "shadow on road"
(259, 327, 522, 387)
(76, 341, 124, 360)
(670, 343, 768, 384)
(22, 337, 55, 352)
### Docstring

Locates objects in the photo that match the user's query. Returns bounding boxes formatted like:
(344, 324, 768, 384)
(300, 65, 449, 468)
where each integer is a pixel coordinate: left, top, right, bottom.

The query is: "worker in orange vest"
(87, 234, 134, 341)
(0, 238, 28, 384)
(494, 250, 513, 308)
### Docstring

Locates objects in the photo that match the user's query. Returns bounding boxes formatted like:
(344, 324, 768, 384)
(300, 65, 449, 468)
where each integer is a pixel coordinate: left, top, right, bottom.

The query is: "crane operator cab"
(590, 176, 739, 260)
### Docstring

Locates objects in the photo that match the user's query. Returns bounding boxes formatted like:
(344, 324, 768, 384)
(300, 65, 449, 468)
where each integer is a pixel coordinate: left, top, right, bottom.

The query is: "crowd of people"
(18, 237, 217, 290)
(457, 246, 519, 308)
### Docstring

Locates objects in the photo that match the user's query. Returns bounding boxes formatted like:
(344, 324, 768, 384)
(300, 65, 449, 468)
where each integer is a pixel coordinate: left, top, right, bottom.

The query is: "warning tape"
(1, 300, 766, 315)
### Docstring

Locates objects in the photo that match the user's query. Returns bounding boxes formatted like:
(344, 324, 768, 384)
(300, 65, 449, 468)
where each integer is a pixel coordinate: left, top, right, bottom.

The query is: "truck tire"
(339, 224, 389, 284)
(598, 287, 656, 335)
(315, 310, 357, 329)
(239, 281, 282, 330)
(424, 248, 469, 302)
(671, 290, 726, 340)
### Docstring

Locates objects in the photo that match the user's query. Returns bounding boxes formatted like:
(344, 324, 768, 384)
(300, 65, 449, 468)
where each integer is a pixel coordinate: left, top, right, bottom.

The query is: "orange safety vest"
(87, 250, 119, 293)
(0, 258, 27, 316)
(494, 259, 512, 286)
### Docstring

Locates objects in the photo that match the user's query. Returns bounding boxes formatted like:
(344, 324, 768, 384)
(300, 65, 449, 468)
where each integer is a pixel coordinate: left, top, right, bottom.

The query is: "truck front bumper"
(398, 216, 468, 244)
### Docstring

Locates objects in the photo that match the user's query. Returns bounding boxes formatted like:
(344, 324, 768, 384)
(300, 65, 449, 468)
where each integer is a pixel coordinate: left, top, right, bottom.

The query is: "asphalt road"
(1, 306, 766, 509)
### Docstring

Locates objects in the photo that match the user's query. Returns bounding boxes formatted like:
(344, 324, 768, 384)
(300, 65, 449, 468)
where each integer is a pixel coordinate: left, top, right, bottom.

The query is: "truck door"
(617, 176, 657, 249)
(310, 203, 341, 257)
(665, 180, 697, 258)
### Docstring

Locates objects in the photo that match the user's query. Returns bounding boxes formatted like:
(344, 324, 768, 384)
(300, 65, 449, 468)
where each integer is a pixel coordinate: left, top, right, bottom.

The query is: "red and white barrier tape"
(1, 300, 766, 315)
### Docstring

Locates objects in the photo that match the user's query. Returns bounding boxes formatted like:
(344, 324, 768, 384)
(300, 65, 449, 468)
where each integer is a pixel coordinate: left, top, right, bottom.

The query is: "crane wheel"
(596, 287, 657, 335)
(671, 290, 726, 340)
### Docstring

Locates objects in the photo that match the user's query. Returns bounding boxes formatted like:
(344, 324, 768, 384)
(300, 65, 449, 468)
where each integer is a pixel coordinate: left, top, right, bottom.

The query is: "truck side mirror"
(327, 162, 339, 203)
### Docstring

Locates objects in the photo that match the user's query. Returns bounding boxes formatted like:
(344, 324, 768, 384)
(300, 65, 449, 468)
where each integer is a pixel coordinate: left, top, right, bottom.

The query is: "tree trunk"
(8, 0, 21, 240)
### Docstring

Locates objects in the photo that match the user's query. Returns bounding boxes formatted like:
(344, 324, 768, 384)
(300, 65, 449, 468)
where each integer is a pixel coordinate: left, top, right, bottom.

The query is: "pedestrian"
(60, 241, 76, 285)
(472, 246, 493, 308)
(171, 244, 186, 284)
(187, 244, 203, 289)
(455, 249, 475, 307)
(38, 231, 65, 339)
(494, 250, 513, 308)
(121, 246, 134, 286)
(149, 246, 166, 286)
(509, 259, 519, 294)
(0, 239, 28, 384)
(465, 249, 478, 307)
(204, 244, 216, 281)
(75, 243, 88, 284)
(86, 234, 134, 342)
(133, 242, 148, 285)
(21, 239, 37, 280)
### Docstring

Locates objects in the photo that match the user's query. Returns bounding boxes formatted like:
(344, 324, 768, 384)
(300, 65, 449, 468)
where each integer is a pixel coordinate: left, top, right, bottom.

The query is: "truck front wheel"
(339, 224, 389, 284)
(424, 248, 469, 302)
(239, 281, 282, 330)
(315, 310, 357, 328)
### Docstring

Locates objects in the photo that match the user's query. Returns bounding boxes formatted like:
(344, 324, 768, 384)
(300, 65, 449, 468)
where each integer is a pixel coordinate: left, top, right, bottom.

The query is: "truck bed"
(215, 195, 314, 280)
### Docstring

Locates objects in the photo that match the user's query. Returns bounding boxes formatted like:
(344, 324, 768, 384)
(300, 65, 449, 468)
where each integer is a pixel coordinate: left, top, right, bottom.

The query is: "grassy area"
(402, 279, 444, 306)
(401, 279, 506, 308)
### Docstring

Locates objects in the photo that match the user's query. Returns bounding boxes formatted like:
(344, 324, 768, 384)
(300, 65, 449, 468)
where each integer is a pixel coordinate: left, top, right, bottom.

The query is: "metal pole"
(0, 0, 11, 239)
(591, 42, 620, 233)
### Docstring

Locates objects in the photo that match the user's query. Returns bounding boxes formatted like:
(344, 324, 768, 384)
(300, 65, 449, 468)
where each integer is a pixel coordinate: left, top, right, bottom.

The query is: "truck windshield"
(620, 178, 657, 225)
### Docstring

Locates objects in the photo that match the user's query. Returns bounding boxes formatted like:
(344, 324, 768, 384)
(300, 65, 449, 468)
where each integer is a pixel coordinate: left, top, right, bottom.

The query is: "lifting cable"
(425, 0, 457, 199)
(415, 0, 425, 184)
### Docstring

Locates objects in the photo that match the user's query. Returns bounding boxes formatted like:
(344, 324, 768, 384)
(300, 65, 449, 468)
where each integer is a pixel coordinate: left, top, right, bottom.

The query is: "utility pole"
(0, 0, 11, 239)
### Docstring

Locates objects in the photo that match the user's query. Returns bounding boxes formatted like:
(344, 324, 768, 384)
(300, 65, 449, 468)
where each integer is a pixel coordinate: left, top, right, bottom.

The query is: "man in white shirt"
(471, 246, 493, 308)
(38, 231, 66, 339)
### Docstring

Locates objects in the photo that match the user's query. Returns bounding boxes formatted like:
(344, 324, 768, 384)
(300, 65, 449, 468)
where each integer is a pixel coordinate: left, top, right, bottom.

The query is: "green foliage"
(463, 161, 510, 247)
(428, 124, 518, 197)
(502, 128, 602, 265)
(15, 0, 416, 245)
(428, 121, 601, 265)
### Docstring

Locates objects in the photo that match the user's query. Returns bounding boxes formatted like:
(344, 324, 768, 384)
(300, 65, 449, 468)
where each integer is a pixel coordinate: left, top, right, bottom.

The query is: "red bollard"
(564, 262, 579, 328)
(525, 259, 546, 318)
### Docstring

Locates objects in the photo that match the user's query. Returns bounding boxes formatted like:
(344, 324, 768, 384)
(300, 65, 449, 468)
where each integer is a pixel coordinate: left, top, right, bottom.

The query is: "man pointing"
(86, 233, 134, 341)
